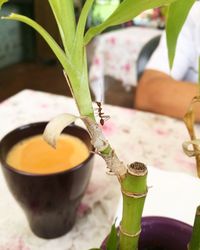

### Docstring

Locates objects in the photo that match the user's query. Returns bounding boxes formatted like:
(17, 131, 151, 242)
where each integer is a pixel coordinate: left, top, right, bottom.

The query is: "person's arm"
(135, 69, 199, 120)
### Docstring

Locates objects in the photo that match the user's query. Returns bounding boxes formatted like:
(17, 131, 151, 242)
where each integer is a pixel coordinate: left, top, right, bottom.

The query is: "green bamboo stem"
(119, 162, 148, 250)
(188, 206, 200, 250)
(65, 47, 95, 119)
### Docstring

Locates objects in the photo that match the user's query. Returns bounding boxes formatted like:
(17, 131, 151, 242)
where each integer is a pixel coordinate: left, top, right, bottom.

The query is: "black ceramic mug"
(0, 122, 94, 239)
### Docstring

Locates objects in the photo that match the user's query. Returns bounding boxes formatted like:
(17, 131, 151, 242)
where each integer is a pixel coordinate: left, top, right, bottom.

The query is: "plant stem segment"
(83, 116, 127, 178)
(183, 97, 200, 178)
(119, 162, 148, 250)
(189, 205, 200, 250)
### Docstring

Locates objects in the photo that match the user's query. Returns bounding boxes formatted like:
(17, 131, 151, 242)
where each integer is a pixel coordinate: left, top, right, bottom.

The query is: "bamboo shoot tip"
(128, 162, 147, 176)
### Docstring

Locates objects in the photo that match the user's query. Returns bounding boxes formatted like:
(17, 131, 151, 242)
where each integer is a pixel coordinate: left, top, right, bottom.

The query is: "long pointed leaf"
(166, 0, 195, 69)
(106, 224, 119, 250)
(48, 1, 69, 55)
(73, 0, 94, 67)
(1, 11, 94, 118)
(1, 13, 72, 72)
(0, 0, 8, 9)
(84, 0, 176, 45)
(59, 0, 76, 50)
(48, 0, 76, 54)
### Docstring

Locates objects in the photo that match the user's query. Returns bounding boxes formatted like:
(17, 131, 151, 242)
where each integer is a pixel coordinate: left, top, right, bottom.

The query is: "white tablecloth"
(89, 26, 162, 101)
(0, 90, 198, 250)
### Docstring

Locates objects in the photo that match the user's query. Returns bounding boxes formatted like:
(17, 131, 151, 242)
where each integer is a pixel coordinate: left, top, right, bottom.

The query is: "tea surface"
(6, 134, 89, 174)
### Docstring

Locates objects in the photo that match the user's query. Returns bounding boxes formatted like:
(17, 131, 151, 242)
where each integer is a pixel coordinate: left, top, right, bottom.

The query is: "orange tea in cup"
(6, 134, 89, 174)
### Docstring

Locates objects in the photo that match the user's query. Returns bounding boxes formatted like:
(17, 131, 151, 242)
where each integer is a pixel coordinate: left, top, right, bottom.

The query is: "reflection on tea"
(6, 134, 89, 174)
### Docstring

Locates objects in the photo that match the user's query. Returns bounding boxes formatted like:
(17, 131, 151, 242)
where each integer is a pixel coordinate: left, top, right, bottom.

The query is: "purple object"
(101, 216, 192, 250)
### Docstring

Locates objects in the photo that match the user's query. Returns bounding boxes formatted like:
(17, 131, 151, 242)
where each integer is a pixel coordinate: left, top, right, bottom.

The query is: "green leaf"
(106, 224, 119, 250)
(48, 0, 76, 54)
(166, 0, 195, 69)
(1, 13, 71, 72)
(1, 12, 94, 118)
(0, 0, 8, 9)
(73, 0, 94, 67)
(188, 206, 200, 250)
(84, 0, 176, 45)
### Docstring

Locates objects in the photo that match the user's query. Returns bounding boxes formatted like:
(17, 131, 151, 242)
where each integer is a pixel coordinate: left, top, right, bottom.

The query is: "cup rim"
(141, 216, 192, 228)
(0, 121, 94, 177)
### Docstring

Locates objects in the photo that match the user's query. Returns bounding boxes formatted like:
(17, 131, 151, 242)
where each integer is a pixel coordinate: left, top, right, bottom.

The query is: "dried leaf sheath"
(183, 96, 200, 177)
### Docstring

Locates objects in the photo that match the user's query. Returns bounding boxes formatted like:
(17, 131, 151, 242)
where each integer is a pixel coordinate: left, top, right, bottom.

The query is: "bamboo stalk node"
(196, 206, 200, 216)
(128, 162, 148, 176)
(103, 150, 127, 178)
(121, 188, 148, 199)
(119, 223, 141, 238)
(82, 116, 109, 151)
(80, 116, 127, 178)
(106, 167, 116, 176)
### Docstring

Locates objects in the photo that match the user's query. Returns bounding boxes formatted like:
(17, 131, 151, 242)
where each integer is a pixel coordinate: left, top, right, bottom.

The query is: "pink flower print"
(153, 159, 164, 170)
(77, 203, 91, 217)
(86, 182, 100, 195)
(40, 103, 48, 109)
(122, 63, 131, 72)
(174, 153, 196, 174)
(101, 120, 117, 136)
(0, 238, 30, 250)
(122, 107, 137, 116)
(154, 128, 170, 136)
(93, 57, 101, 65)
(108, 37, 116, 45)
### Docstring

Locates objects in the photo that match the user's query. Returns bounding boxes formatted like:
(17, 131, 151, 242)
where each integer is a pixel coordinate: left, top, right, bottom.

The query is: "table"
(0, 90, 198, 250)
(89, 26, 162, 101)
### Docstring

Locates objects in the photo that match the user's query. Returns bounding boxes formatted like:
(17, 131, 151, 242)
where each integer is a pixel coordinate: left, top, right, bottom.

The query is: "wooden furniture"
(34, 0, 60, 62)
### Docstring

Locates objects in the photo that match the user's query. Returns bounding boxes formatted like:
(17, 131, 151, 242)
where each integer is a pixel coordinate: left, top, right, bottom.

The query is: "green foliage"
(106, 224, 119, 250)
(48, 0, 76, 54)
(188, 206, 200, 250)
(166, 0, 195, 69)
(0, 1, 198, 250)
(0, 0, 7, 9)
(0, 0, 195, 118)
(1, 0, 191, 119)
(73, 0, 94, 68)
(89, 223, 119, 250)
(84, 0, 176, 45)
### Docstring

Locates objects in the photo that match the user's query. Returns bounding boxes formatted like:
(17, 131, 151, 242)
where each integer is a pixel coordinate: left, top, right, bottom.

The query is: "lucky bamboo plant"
(0, 0, 197, 249)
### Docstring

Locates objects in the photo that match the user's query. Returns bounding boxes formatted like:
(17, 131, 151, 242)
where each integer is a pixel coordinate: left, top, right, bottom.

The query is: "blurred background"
(0, 0, 165, 107)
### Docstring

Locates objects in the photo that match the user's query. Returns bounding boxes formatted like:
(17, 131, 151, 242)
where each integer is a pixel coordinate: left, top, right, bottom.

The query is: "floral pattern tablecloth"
(0, 89, 198, 250)
(89, 26, 162, 101)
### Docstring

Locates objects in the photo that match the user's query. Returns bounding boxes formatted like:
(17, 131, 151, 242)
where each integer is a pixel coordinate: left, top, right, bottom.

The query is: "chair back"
(136, 35, 161, 80)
